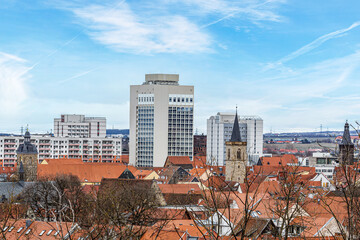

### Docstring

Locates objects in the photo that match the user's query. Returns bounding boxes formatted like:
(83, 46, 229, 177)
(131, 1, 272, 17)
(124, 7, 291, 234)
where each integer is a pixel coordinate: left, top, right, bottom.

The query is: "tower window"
(237, 149, 241, 159)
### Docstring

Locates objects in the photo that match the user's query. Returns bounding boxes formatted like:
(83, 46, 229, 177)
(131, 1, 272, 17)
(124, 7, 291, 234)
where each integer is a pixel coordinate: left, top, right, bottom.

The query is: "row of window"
(169, 97, 193, 103)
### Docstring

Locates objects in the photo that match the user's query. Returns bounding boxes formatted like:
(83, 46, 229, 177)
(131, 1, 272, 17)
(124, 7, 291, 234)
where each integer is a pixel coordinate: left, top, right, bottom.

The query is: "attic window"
(25, 229, 31, 235)
(3, 226, 8, 231)
(39, 230, 46, 236)
(8, 226, 14, 232)
(256, 211, 262, 215)
(17, 227, 23, 233)
(47, 230, 53, 236)
(267, 162, 270, 165)
(54, 231, 59, 236)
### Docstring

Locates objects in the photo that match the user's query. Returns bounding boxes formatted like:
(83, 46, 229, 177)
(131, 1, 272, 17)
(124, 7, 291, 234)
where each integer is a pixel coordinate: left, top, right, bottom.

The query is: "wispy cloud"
(173, 0, 286, 28)
(266, 21, 360, 70)
(68, 2, 211, 54)
(0, 52, 30, 115)
(57, 67, 100, 84)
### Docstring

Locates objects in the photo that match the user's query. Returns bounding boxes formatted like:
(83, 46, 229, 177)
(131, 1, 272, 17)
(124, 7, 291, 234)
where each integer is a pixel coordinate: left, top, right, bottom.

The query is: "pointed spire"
(230, 108, 242, 142)
(342, 121, 353, 145)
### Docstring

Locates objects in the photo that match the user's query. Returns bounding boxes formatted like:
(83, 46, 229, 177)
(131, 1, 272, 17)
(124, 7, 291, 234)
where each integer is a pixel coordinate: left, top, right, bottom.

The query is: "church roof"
(16, 131, 38, 154)
(341, 121, 354, 145)
(230, 111, 242, 142)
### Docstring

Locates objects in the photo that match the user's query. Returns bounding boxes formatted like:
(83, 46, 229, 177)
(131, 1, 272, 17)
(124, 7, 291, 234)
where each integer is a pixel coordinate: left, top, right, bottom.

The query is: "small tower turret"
(339, 121, 354, 165)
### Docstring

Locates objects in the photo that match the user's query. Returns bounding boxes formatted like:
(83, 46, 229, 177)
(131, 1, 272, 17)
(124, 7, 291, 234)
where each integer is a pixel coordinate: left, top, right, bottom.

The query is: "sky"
(1, 0, 360, 134)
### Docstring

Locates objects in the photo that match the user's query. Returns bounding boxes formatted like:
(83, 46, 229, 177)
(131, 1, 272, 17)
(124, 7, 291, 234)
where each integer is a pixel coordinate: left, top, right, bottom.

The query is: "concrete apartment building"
(207, 112, 263, 166)
(54, 114, 106, 138)
(130, 74, 194, 167)
(0, 134, 123, 167)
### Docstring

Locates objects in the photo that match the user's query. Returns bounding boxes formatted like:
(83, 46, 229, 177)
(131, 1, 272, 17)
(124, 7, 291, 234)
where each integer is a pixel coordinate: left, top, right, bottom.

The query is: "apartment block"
(0, 135, 123, 167)
(207, 112, 263, 166)
(54, 114, 106, 138)
(130, 74, 194, 167)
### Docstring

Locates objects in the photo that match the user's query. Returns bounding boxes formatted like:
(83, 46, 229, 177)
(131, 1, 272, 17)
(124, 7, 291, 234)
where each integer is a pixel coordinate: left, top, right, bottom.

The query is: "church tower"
(225, 110, 247, 183)
(339, 121, 354, 165)
(16, 130, 38, 181)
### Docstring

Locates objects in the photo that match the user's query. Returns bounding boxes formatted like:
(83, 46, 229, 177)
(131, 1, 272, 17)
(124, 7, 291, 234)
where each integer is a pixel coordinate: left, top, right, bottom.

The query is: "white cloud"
(0, 52, 30, 115)
(193, 49, 360, 133)
(171, 0, 286, 27)
(70, 2, 211, 54)
(265, 21, 360, 70)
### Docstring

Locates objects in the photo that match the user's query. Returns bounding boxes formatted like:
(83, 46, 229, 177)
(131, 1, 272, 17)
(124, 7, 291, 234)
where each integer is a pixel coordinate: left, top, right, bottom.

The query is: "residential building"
(54, 114, 106, 138)
(207, 112, 263, 166)
(309, 152, 338, 180)
(0, 135, 123, 166)
(194, 134, 206, 156)
(129, 74, 194, 167)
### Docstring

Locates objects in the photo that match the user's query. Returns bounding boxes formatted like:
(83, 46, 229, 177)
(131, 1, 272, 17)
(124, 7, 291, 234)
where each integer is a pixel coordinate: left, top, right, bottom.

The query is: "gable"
(118, 168, 135, 179)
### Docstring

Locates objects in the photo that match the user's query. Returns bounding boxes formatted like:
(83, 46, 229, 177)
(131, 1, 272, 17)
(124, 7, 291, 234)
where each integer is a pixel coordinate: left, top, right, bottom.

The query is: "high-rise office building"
(129, 74, 194, 167)
(207, 112, 263, 166)
(54, 114, 106, 138)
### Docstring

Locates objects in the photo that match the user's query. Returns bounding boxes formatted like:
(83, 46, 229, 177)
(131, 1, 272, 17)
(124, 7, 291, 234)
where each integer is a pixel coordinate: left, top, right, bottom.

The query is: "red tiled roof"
(2, 220, 78, 239)
(0, 166, 16, 174)
(133, 169, 154, 179)
(158, 184, 201, 194)
(38, 162, 137, 183)
(260, 154, 298, 166)
(165, 156, 192, 167)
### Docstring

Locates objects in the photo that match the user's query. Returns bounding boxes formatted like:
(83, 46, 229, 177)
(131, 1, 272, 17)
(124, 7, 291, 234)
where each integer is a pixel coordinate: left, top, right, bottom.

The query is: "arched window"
(237, 149, 241, 159)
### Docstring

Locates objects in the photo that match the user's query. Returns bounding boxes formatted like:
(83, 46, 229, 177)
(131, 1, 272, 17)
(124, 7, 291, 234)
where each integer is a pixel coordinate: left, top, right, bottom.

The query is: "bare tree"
(266, 165, 314, 240)
(187, 159, 266, 240)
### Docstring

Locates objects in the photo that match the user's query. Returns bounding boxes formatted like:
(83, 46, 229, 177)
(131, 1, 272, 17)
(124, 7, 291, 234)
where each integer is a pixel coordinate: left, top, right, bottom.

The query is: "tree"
(21, 174, 88, 239)
(265, 165, 314, 240)
(187, 158, 267, 240)
(81, 179, 164, 239)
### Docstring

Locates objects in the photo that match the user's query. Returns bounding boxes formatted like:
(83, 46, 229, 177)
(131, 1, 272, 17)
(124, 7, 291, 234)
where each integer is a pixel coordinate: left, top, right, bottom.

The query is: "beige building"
(54, 114, 106, 138)
(129, 74, 194, 167)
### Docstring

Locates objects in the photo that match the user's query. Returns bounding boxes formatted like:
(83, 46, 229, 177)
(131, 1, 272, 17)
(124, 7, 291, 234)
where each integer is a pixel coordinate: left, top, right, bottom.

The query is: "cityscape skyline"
(1, 0, 360, 134)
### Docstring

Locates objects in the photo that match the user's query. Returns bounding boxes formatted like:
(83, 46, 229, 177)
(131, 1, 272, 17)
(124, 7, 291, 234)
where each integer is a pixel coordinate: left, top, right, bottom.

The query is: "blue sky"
(1, 0, 360, 134)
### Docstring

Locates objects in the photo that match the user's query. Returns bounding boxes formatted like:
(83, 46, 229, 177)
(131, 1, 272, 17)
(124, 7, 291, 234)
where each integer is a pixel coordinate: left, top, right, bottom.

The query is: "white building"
(0, 134, 123, 167)
(309, 152, 338, 180)
(207, 112, 263, 166)
(54, 114, 106, 138)
(129, 74, 194, 167)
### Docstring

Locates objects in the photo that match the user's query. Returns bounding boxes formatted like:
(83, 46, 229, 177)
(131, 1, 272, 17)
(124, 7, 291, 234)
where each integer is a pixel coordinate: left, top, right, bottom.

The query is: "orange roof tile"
(37, 163, 137, 183)
(133, 169, 154, 179)
(158, 184, 201, 194)
(165, 156, 193, 167)
(260, 154, 298, 166)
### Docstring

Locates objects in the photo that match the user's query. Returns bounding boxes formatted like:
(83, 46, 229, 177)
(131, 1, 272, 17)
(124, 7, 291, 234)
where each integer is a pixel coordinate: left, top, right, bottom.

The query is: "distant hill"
(106, 129, 129, 136)
(264, 130, 357, 140)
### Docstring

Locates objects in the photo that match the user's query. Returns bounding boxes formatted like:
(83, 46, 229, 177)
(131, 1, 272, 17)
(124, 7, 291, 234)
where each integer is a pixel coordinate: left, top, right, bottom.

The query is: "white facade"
(129, 74, 194, 167)
(310, 152, 338, 180)
(54, 114, 106, 138)
(207, 112, 263, 166)
(0, 135, 123, 167)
